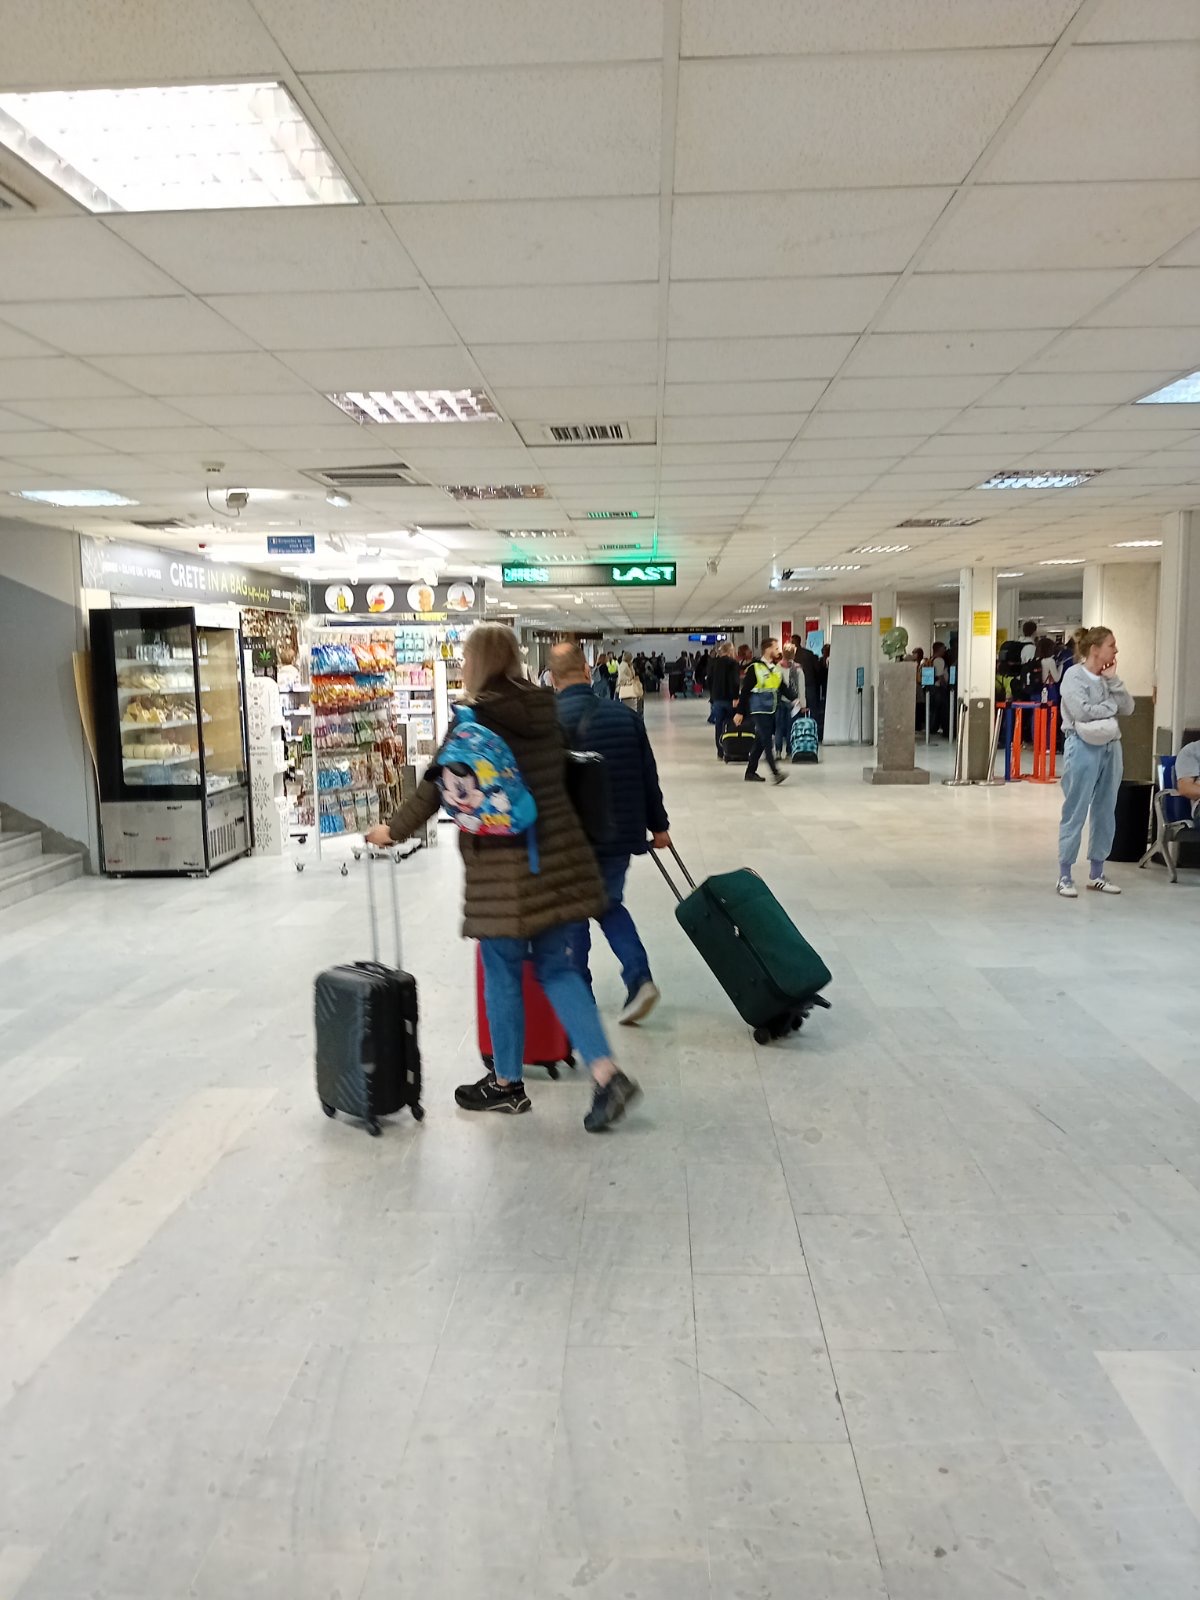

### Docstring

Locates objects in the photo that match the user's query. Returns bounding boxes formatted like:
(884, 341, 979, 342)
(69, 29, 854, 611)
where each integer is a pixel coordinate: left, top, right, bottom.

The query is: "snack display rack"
(310, 627, 406, 853)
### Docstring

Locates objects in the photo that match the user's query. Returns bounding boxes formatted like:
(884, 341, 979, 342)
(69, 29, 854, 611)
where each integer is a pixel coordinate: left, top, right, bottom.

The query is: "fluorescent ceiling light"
(1112, 539, 1163, 548)
(997, 571, 1025, 578)
(1136, 371, 1200, 405)
(897, 516, 983, 529)
(937, 582, 960, 589)
(586, 510, 642, 520)
(818, 564, 862, 572)
(328, 389, 497, 425)
(854, 544, 910, 555)
(978, 470, 1100, 490)
(1039, 558, 1085, 566)
(0, 82, 357, 212)
(444, 484, 547, 501)
(503, 529, 572, 539)
(12, 487, 136, 507)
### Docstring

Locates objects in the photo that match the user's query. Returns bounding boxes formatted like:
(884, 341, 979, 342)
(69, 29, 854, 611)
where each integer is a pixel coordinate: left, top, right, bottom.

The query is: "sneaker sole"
(585, 1079, 643, 1132)
(618, 991, 660, 1026)
(455, 1095, 532, 1114)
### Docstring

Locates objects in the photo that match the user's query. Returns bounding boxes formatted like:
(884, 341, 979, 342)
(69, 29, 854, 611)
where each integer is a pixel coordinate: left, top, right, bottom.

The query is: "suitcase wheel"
(320, 1099, 336, 1119)
(366, 1118, 382, 1137)
(539, 1061, 561, 1080)
(411, 1102, 425, 1122)
(753, 1026, 771, 1046)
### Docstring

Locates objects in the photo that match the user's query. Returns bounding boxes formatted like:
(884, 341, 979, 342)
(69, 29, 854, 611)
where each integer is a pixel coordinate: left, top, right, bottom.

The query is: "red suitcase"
(475, 947, 573, 1079)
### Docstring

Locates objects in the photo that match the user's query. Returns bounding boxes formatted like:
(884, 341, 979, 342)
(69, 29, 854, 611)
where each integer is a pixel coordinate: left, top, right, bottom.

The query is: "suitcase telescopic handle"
(647, 840, 696, 903)
(365, 844, 404, 969)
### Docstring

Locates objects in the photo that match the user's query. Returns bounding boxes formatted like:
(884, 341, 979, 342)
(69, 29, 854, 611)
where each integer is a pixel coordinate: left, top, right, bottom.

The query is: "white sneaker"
(1087, 877, 1122, 894)
(1056, 878, 1078, 898)
(618, 980, 661, 1026)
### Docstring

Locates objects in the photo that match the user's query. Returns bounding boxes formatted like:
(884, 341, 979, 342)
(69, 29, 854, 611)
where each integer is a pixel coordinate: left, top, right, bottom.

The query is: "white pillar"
(958, 566, 998, 779)
(1081, 561, 1158, 697)
(1155, 510, 1200, 749)
(995, 586, 1019, 648)
(895, 599, 933, 656)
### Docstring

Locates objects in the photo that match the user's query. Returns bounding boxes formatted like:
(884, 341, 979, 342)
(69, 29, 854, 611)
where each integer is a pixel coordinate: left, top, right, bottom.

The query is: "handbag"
(563, 701, 614, 846)
(1076, 718, 1119, 747)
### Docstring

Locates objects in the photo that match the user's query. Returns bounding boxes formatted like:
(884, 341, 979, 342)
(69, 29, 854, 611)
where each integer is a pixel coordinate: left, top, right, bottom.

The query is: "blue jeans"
(570, 853, 652, 996)
(1058, 734, 1123, 871)
(479, 925, 613, 1083)
(774, 699, 792, 756)
(710, 699, 733, 752)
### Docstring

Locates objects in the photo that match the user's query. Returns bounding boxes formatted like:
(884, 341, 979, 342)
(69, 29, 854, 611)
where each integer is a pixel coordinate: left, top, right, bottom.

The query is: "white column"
(958, 566, 998, 779)
(895, 599, 933, 656)
(995, 586, 1019, 648)
(1155, 510, 1200, 748)
(1081, 561, 1158, 697)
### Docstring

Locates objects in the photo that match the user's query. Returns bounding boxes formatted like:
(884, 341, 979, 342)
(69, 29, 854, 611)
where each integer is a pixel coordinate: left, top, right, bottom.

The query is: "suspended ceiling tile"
(305, 64, 662, 202)
(822, 374, 999, 410)
(879, 270, 1136, 331)
(788, 436, 929, 459)
(1027, 327, 1200, 372)
(0, 431, 99, 456)
(675, 52, 1042, 192)
(942, 405, 1113, 433)
(804, 409, 964, 437)
(0, 322, 57, 359)
(1083, 267, 1200, 327)
(167, 393, 358, 427)
(438, 285, 659, 345)
(1081, 0, 1200, 41)
(681, 0, 1080, 53)
(667, 277, 894, 338)
(0, 357, 136, 400)
(979, 371, 1173, 406)
(662, 442, 788, 465)
(0, 296, 256, 357)
(105, 209, 419, 295)
(87, 351, 308, 396)
(278, 346, 477, 390)
(666, 336, 855, 384)
(77, 426, 245, 454)
(0, 220, 181, 302)
(493, 385, 659, 421)
(987, 43, 1200, 182)
(0, 407, 57, 431)
(13, 396, 198, 429)
(664, 381, 825, 416)
(206, 289, 458, 350)
(472, 342, 658, 388)
(848, 330, 1050, 377)
(661, 415, 810, 443)
(385, 198, 659, 288)
(254, 0, 661, 69)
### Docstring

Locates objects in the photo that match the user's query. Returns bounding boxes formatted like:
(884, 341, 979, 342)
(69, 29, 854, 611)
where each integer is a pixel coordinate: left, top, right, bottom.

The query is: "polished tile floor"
(2, 697, 1199, 1599)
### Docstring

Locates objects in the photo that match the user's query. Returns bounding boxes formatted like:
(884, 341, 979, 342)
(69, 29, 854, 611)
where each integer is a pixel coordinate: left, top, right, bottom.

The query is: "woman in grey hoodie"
(1056, 625, 1134, 897)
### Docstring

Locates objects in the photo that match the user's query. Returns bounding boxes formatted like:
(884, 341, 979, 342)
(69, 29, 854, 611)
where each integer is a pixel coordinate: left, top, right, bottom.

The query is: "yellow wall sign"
(879, 615, 894, 634)
(973, 609, 993, 637)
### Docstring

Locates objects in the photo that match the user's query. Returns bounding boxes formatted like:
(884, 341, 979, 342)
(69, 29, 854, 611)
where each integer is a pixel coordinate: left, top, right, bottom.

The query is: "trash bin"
(1110, 780, 1153, 862)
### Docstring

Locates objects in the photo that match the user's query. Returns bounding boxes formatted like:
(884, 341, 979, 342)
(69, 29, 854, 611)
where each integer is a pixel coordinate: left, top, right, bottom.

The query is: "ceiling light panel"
(328, 389, 497, 424)
(897, 516, 984, 528)
(978, 470, 1102, 489)
(853, 544, 910, 554)
(1040, 558, 1086, 565)
(1136, 370, 1200, 404)
(0, 83, 358, 213)
(1112, 539, 1163, 548)
(12, 487, 137, 506)
(443, 484, 547, 501)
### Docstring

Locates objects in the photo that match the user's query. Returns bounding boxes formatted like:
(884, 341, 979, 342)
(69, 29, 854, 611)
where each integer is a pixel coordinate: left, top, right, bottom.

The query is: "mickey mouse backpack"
(434, 707, 540, 870)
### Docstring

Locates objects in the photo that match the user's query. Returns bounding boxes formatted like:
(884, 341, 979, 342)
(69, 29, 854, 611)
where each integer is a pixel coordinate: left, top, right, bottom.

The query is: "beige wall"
(1082, 561, 1158, 697)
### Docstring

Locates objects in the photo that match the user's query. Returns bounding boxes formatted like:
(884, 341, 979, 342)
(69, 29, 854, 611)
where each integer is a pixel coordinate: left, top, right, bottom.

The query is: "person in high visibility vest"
(733, 638, 795, 784)
(606, 655, 619, 699)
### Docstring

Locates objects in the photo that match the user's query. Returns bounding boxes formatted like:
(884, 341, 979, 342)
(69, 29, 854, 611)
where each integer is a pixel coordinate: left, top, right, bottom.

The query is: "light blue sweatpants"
(1058, 734, 1123, 871)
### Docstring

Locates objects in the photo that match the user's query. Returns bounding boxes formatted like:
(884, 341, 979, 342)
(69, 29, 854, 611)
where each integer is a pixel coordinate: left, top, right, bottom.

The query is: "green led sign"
(610, 562, 676, 586)
(501, 565, 551, 584)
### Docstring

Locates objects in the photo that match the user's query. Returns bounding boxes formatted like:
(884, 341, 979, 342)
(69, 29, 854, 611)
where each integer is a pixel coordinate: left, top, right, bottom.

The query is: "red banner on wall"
(842, 604, 873, 626)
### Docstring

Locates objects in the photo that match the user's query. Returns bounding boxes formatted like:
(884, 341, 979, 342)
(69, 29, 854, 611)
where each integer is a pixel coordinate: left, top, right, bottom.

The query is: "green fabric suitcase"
(652, 848, 831, 1043)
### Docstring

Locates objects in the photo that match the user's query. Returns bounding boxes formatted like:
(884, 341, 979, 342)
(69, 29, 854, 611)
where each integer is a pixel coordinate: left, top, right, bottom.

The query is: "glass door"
(111, 614, 202, 793)
(197, 627, 247, 795)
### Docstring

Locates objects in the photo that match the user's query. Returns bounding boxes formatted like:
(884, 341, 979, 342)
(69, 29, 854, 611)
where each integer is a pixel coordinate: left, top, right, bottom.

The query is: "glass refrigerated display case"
(90, 606, 250, 875)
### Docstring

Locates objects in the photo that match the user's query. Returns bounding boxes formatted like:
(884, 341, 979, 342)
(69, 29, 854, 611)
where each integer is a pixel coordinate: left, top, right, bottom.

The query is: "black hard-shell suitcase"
(315, 847, 423, 1135)
(720, 727, 756, 764)
(652, 845, 831, 1044)
(669, 671, 685, 698)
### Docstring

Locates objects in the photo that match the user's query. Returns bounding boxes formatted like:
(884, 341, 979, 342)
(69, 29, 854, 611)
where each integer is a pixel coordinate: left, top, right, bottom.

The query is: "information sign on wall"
(502, 560, 676, 588)
(972, 609, 993, 637)
(81, 537, 307, 613)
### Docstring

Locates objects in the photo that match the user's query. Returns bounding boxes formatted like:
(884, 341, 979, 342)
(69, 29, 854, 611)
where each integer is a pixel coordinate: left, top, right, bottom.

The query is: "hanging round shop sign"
(365, 583, 395, 614)
(446, 581, 476, 612)
(323, 583, 354, 614)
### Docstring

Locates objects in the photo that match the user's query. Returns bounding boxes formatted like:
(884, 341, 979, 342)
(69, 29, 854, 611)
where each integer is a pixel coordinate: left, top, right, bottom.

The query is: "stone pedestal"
(862, 660, 930, 786)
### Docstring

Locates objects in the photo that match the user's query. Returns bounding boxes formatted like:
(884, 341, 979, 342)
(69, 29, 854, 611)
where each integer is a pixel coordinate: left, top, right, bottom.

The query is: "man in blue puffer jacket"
(551, 643, 671, 1025)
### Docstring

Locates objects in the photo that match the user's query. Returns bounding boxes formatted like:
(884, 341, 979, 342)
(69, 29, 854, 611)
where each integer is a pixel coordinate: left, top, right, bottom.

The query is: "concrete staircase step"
(0, 832, 43, 870)
(0, 853, 84, 910)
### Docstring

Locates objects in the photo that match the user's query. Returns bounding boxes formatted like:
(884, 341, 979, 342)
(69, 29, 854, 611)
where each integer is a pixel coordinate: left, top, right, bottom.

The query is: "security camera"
(225, 487, 249, 512)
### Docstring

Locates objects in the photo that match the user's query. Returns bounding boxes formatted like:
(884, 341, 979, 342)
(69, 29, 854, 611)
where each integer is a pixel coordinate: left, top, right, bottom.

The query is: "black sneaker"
(771, 770, 789, 786)
(583, 1070, 642, 1133)
(744, 772, 766, 783)
(454, 1073, 531, 1114)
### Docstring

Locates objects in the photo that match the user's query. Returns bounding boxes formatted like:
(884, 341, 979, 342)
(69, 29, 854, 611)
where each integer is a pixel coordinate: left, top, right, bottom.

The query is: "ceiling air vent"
(305, 463, 425, 490)
(444, 484, 547, 501)
(131, 517, 189, 531)
(595, 542, 645, 552)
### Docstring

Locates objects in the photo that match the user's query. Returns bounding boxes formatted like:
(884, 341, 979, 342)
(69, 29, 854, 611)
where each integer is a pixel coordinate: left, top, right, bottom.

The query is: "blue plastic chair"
(1139, 755, 1199, 882)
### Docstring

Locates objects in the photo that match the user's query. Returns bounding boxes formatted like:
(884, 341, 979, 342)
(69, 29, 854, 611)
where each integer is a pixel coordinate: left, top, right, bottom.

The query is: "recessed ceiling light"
(502, 529, 572, 539)
(586, 510, 643, 520)
(12, 487, 137, 507)
(817, 564, 862, 572)
(897, 517, 983, 528)
(1136, 370, 1200, 405)
(1039, 558, 1086, 566)
(0, 82, 357, 212)
(328, 389, 497, 425)
(854, 544, 910, 555)
(978, 470, 1101, 490)
(1112, 539, 1163, 548)
(444, 484, 547, 501)
(937, 582, 960, 589)
(997, 571, 1025, 578)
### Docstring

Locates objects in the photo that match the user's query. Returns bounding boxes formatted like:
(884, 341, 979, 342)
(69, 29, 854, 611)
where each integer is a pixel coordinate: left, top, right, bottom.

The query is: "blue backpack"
(434, 707, 540, 871)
